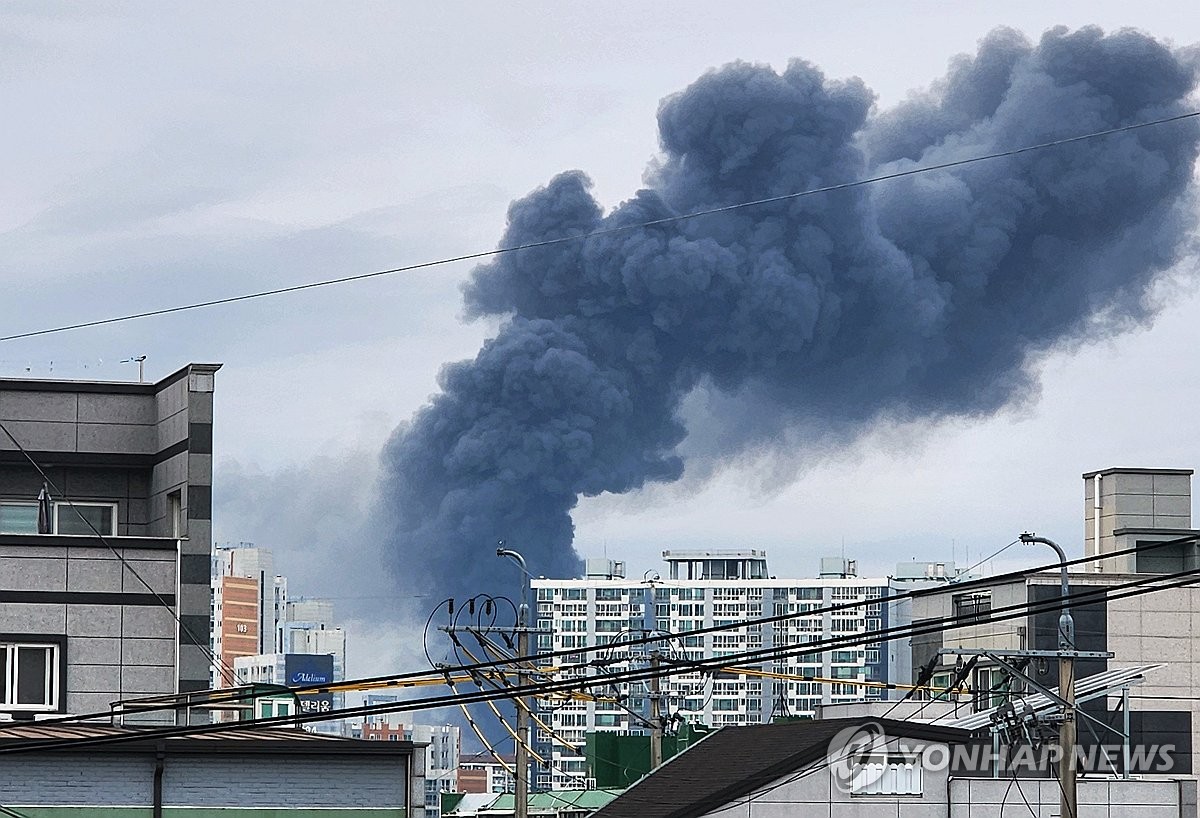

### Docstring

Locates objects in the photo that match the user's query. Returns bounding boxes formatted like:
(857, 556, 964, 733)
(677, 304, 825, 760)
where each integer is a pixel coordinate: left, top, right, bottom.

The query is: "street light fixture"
(1020, 532, 1076, 818)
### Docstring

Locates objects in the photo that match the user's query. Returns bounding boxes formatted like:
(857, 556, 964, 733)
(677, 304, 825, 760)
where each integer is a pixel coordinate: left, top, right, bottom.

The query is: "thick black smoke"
(381, 26, 1199, 602)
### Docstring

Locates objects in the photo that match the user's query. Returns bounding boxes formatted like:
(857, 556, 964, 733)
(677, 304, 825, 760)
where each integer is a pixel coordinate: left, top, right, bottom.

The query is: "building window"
(1, 642, 60, 711)
(953, 591, 991, 624)
(0, 502, 39, 534)
(168, 490, 183, 538)
(847, 754, 923, 796)
(974, 666, 1010, 711)
(53, 502, 117, 536)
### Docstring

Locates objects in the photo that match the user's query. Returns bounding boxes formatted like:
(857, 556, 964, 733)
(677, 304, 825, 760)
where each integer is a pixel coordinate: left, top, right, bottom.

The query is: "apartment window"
(0, 502, 39, 534)
(929, 671, 955, 700)
(953, 591, 992, 624)
(1, 642, 61, 711)
(53, 502, 117, 536)
(974, 666, 1010, 711)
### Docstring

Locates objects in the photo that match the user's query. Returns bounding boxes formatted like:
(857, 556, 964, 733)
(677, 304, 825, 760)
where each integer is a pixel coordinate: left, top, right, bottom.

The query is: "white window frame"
(1, 641, 61, 712)
(848, 753, 923, 797)
(52, 501, 118, 536)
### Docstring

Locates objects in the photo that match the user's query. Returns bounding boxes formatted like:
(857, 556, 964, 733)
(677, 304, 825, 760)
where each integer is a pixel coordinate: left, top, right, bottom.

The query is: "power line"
(26, 531, 1200, 729)
(959, 538, 1020, 578)
(0, 420, 240, 687)
(1, 110, 1196, 345)
(8, 564, 1198, 754)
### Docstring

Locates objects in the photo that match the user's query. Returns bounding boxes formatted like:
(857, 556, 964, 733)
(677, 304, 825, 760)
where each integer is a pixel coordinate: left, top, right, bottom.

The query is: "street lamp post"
(1020, 532, 1076, 818)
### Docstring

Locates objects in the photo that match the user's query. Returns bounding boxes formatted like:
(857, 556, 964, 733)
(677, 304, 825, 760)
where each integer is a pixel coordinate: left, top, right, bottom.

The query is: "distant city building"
(458, 752, 516, 795)
(211, 545, 347, 733)
(211, 542, 290, 687)
(530, 550, 916, 789)
(351, 698, 461, 817)
(220, 580, 345, 734)
(233, 652, 342, 734)
(282, 597, 346, 687)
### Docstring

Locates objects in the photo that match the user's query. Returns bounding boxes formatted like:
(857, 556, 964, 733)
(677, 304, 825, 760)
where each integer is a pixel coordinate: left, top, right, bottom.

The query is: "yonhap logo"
(827, 721, 889, 793)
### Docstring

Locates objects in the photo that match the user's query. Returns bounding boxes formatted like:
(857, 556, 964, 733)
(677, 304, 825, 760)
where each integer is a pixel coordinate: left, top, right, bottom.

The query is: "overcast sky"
(3, 2, 1199, 676)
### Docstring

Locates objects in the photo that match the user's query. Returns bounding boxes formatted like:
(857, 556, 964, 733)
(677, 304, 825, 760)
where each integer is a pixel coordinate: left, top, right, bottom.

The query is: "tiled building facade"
(0, 364, 220, 719)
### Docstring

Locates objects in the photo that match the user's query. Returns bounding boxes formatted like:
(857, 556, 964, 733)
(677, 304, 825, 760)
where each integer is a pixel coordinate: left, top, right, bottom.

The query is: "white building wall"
(696, 752, 1192, 818)
(949, 777, 1192, 818)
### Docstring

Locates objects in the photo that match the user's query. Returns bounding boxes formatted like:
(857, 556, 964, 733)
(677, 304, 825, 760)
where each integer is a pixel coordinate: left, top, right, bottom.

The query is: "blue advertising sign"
(285, 653, 335, 715)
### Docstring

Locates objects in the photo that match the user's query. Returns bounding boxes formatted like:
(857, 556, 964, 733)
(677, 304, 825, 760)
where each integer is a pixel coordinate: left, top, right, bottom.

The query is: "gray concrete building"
(1085, 467, 1197, 573)
(0, 364, 220, 720)
(910, 466, 1200, 775)
(592, 717, 1197, 818)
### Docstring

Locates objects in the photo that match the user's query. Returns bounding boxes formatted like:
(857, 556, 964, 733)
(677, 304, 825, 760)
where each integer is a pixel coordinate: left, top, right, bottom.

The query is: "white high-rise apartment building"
(530, 550, 914, 789)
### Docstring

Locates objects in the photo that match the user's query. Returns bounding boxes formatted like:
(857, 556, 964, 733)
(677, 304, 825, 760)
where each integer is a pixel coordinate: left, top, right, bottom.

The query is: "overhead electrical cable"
(0, 420, 240, 687)
(28, 531, 1200, 729)
(9, 564, 1200, 754)
(0, 111, 1196, 345)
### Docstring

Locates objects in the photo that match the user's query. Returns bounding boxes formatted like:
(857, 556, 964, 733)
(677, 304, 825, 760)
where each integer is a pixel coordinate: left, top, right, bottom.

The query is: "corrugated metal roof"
(942, 663, 1162, 731)
(0, 723, 416, 755)
(482, 789, 625, 813)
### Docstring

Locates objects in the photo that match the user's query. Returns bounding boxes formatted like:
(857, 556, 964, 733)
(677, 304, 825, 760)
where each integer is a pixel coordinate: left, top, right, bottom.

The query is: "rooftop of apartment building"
(532, 552, 953, 587)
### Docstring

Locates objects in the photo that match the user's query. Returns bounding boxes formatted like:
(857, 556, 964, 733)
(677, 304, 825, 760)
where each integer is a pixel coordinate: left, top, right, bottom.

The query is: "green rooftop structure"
(585, 722, 712, 789)
(480, 789, 624, 817)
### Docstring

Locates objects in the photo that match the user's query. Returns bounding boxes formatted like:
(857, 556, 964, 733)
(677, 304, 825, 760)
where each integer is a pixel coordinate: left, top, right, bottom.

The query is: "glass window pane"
(260, 701, 274, 718)
(0, 504, 38, 534)
(1, 646, 8, 704)
(55, 505, 114, 536)
(16, 646, 50, 706)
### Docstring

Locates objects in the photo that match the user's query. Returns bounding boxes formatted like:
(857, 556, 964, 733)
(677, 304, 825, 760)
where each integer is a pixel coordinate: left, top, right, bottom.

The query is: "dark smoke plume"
(381, 26, 1200, 602)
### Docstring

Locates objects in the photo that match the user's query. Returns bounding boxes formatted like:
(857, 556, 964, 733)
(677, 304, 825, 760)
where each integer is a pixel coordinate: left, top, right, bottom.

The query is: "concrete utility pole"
(497, 545, 530, 818)
(648, 652, 663, 770)
(1020, 532, 1076, 818)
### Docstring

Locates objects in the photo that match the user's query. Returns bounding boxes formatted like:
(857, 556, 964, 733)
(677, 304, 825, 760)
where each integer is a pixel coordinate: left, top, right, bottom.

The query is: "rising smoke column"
(381, 26, 1200, 602)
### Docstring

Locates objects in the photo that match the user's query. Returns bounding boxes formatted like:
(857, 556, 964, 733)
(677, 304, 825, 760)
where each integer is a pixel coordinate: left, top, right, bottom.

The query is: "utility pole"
(497, 545, 530, 818)
(1020, 533, 1076, 818)
(640, 573, 664, 771)
(648, 652, 663, 770)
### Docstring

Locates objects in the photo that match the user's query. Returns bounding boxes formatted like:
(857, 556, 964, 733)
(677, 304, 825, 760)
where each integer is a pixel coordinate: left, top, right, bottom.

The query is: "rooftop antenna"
(121, 355, 147, 383)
